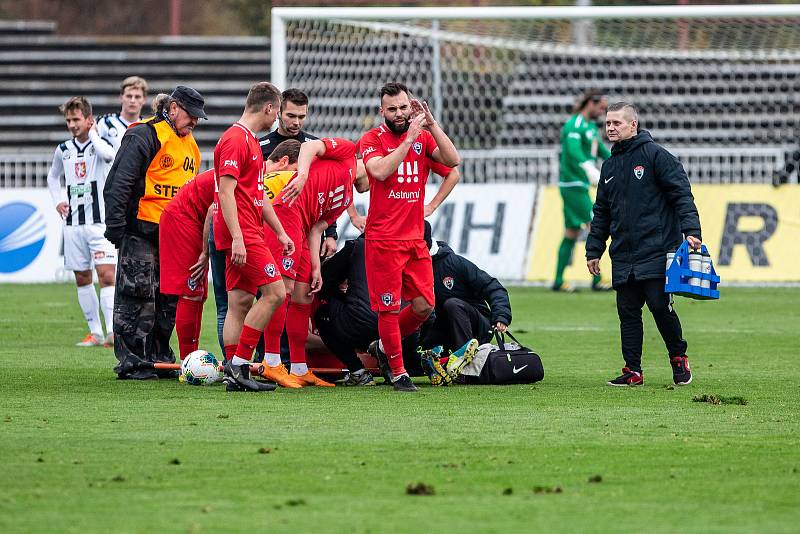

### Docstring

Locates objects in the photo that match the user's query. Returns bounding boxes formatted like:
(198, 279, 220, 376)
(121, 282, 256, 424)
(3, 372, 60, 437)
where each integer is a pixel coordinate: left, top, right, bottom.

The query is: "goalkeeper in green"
(553, 90, 611, 292)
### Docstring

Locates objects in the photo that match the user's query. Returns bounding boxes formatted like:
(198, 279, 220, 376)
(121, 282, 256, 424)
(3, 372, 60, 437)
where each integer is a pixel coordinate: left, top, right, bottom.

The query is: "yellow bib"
(137, 118, 201, 224)
(263, 170, 297, 204)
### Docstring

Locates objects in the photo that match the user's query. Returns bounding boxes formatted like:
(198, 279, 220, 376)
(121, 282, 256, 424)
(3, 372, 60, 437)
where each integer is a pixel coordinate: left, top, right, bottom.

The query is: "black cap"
(171, 85, 207, 120)
(424, 220, 433, 250)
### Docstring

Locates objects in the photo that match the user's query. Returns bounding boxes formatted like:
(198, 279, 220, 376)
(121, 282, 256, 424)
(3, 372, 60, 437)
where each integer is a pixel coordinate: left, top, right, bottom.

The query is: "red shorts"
(264, 209, 311, 282)
(364, 239, 434, 312)
(158, 211, 208, 298)
(225, 241, 282, 295)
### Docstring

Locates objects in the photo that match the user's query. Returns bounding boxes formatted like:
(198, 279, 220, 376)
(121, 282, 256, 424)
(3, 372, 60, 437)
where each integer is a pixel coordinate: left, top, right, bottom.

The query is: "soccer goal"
(271, 4, 800, 186)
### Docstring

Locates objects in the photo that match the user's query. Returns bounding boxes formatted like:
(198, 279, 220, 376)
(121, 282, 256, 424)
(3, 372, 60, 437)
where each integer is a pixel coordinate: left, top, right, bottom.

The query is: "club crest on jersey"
(443, 276, 454, 290)
(634, 165, 645, 180)
(381, 292, 394, 306)
(74, 161, 87, 178)
(412, 142, 422, 155)
(318, 192, 325, 205)
(282, 257, 294, 271)
(187, 277, 197, 291)
(265, 263, 276, 277)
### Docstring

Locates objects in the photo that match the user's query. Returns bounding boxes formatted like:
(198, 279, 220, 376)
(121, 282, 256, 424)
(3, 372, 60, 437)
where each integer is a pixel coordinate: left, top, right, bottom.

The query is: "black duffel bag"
(465, 330, 544, 385)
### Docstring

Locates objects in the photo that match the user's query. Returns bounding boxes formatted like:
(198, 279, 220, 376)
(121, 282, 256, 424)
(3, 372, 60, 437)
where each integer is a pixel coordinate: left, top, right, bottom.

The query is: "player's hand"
(189, 251, 209, 282)
(280, 172, 308, 207)
(405, 113, 426, 143)
(419, 101, 436, 130)
(424, 203, 436, 218)
(587, 258, 601, 276)
(309, 268, 323, 295)
(349, 213, 366, 232)
(686, 235, 702, 250)
(321, 236, 337, 259)
(56, 202, 70, 218)
(278, 232, 295, 256)
(231, 236, 247, 266)
(495, 322, 508, 333)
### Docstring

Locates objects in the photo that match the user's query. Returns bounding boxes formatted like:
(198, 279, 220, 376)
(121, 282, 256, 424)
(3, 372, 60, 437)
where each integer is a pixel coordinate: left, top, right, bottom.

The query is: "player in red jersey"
(261, 137, 367, 388)
(159, 168, 215, 360)
(359, 82, 461, 392)
(214, 82, 294, 392)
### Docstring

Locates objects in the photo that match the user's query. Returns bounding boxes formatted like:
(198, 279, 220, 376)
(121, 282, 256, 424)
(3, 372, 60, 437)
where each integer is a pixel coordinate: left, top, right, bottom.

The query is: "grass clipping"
(692, 394, 748, 406)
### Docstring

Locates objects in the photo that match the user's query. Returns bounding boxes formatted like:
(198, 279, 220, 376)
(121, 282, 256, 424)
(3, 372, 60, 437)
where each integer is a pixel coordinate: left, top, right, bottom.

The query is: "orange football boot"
(292, 370, 335, 387)
(260, 364, 303, 389)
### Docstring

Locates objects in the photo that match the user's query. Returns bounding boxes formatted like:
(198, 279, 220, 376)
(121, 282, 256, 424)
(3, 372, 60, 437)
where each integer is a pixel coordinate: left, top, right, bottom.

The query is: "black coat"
(318, 236, 376, 331)
(431, 242, 512, 327)
(585, 130, 701, 287)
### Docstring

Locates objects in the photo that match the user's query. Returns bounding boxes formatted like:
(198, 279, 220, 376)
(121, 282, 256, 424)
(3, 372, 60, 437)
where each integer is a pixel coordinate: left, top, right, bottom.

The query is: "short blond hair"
(121, 76, 148, 96)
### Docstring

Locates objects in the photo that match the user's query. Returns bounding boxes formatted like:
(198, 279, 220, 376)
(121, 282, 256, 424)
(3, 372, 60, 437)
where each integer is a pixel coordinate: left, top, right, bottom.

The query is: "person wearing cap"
(103, 85, 205, 379)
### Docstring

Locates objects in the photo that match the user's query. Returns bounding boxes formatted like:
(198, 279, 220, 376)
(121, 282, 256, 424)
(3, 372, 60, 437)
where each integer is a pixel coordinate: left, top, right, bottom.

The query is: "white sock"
(391, 372, 409, 383)
(99, 285, 115, 336)
(231, 356, 251, 367)
(264, 352, 282, 367)
(378, 339, 385, 353)
(76, 284, 103, 338)
(290, 362, 308, 376)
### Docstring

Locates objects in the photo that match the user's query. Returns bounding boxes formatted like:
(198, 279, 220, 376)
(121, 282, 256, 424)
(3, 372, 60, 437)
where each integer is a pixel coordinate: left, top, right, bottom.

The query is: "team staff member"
(158, 169, 215, 360)
(586, 102, 701, 387)
(554, 90, 611, 292)
(104, 86, 205, 380)
(359, 82, 461, 392)
(421, 221, 512, 353)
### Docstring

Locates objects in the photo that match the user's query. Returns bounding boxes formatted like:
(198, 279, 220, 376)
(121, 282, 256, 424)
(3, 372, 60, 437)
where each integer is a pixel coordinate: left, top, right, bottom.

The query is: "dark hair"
(380, 82, 411, 101)
(574, 89, 605, 114)
(59, 96, 92, 118)
(281, 88, 308, 111)
(268, 139, 301, 164)
(246, 82, 281, 111)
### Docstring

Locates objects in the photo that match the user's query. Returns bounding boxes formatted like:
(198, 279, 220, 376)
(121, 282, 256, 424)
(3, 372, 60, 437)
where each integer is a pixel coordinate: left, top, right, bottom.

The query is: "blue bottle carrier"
(665, 241, 720, 300)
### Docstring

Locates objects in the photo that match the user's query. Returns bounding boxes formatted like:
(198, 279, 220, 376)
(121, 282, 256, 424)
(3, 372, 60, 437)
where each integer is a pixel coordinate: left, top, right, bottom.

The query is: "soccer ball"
(180, 350, 222, 385)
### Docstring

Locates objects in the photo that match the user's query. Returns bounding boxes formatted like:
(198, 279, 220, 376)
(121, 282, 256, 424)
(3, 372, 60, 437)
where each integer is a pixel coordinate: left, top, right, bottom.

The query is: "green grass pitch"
(1, 284, 798, 533)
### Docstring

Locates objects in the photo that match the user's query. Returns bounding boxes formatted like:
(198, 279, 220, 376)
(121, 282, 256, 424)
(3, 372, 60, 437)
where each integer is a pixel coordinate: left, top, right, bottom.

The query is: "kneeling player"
(262, 138, 363, 387)
(159, 168, 215, 359)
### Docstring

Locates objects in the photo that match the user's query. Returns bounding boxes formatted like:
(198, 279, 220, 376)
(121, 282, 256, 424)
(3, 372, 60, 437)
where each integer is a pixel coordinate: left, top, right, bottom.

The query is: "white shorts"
(63, 223, 117, 271)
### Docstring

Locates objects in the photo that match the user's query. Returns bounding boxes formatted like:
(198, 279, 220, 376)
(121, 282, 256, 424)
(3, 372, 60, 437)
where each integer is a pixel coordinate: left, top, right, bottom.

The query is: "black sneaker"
(367, 340, 392, 384)
(670, 356, 693, 386)
(392, 374, 418, 392)
(607, 367, 644, 387)
(223, 361, 277, 392)
(338, 369, 377, 387)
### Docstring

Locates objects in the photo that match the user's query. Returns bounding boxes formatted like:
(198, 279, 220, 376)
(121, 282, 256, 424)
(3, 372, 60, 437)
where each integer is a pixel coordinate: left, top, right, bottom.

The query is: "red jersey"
(360, 125, 438, 241)
(213, 123, 265, 249)
(162, 168, 215, 224)
(273, 137, 356, 234)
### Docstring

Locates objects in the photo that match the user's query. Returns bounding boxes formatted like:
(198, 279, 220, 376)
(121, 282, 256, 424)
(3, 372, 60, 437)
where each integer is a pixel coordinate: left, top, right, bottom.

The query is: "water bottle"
(700, 251, 712, 289)
(666, 250, 679, 285)
(688, 250, 703, 287)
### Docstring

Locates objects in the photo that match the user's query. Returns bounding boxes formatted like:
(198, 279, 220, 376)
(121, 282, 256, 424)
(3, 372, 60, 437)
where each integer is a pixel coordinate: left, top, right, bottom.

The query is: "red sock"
(175, 298, 203, 360)
(264, 296, 289, 355)
(235, 324, 261, 361)
(286, 302, 312, 364)
(193, 299, 205, 345)
(224, 344, 238, 362)
(398, 306, 428, 337)
(378, 311, 405, 376)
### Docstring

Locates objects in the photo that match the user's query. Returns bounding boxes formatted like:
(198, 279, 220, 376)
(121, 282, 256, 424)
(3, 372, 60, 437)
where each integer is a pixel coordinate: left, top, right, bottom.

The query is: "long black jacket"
(585, 130, 701, 287)
(431, 242, 512, 327)
(318, 236, 376, 331)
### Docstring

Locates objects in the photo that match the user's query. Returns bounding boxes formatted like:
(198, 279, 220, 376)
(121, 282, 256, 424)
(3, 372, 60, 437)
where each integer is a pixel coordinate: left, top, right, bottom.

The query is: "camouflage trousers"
(113, 234, 178, 379)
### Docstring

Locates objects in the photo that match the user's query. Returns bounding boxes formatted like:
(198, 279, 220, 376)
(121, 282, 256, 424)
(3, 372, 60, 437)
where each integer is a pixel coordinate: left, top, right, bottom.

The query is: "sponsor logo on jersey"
(223, 159, 238, 169)
(381, 292, 394, 306)
(187, 277, 197, 291)
(282, 257, 294, 271)
(264, 263, 276, 278)
(0, 202, 46, 273)
(74, 161, 87, 179)
(361, 146, 376, 157)
(388, 190, 420, 200)
(412, 142, 422, 155)
(325, 138, 338, 148)
(160, 154, 174, 170)
(443, 276, 454, 290)
(634, 165, 645, 180)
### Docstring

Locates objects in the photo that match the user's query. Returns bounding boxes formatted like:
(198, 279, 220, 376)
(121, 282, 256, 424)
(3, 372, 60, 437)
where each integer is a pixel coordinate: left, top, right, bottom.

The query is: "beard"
(385, 116, 410, 135)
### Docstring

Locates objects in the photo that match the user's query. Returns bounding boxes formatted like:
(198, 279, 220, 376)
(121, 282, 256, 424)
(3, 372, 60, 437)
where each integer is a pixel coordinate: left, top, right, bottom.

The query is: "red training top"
(162, 168, 215, 224)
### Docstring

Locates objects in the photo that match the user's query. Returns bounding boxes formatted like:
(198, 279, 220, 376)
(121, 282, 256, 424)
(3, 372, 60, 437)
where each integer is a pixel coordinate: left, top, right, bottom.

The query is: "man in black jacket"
(586, 102, 701, 387)
(421, 222, 512, 353)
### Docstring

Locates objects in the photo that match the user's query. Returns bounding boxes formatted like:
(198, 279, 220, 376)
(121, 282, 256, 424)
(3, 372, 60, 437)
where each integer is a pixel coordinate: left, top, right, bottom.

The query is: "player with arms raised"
(358, 82, 461, 392)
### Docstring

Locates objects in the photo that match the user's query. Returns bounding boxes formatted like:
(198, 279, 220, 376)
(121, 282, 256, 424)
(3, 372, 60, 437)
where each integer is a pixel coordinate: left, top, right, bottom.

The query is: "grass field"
(1, 284, 798, 533)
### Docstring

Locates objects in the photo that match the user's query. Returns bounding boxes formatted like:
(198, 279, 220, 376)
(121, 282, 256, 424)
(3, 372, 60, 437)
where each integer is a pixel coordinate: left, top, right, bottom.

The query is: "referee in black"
(586, 102, 701, 387)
